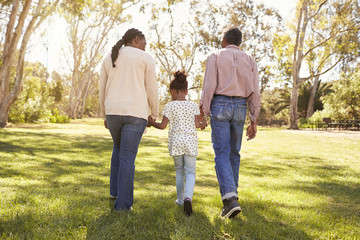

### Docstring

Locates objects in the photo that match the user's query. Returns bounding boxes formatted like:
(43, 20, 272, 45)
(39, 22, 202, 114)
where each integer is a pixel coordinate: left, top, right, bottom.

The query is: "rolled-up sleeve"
(200, 54, 217, 116)
(247, 60, 261, 122)
(145, 57, 159, 120)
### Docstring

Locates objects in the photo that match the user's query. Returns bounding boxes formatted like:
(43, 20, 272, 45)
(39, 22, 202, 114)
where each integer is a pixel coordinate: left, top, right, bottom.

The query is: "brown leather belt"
(214, 94, 245, 99)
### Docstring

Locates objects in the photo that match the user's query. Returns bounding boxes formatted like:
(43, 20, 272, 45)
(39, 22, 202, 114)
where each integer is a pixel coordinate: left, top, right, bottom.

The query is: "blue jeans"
(210, 95, 247, 200)
(106, 115, 147, 210)
(173, 155, 196, 204)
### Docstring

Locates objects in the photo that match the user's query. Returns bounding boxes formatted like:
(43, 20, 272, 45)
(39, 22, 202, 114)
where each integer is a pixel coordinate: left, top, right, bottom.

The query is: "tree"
(298, 79, 333, 118)
(321, 69, 360, 119)
(287, 0, 359, 129)
(0, 0, 59, 128)
(49, 71, 64, 104)
(61, 0, 136, 119)
(148, 2, 201, 107)
(8, 61, 51, 123)
(258, 86, 290, 125)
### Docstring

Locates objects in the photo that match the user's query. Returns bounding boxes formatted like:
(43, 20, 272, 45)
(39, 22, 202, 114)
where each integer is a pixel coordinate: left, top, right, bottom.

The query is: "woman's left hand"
(147, 115, 154, 127)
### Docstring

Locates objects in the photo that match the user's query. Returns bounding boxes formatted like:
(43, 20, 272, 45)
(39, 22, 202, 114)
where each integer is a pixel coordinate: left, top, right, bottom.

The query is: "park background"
(0, 0, 359, 128)
(1, 0, 360, 239)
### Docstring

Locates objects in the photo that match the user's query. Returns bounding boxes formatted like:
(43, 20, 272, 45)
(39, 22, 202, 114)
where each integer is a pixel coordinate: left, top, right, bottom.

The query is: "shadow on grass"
(1, 127, 358, 239)
(242, 151, 358, 196)
(87, 196, 218, 239)
(211, 200, 312, 240)
(86, 195, 312, 240)
(239, 151, 359, 238)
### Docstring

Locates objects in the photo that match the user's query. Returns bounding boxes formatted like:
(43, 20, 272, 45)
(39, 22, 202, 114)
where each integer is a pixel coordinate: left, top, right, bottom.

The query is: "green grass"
(1, 119, 359, 239)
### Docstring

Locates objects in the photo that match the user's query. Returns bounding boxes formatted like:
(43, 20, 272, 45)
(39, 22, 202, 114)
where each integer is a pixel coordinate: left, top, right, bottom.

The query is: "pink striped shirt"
(200, 45, 261, 122)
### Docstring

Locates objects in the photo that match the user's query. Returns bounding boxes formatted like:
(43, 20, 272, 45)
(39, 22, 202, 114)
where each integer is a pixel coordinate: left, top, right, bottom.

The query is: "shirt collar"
(226, 44, 240, 49)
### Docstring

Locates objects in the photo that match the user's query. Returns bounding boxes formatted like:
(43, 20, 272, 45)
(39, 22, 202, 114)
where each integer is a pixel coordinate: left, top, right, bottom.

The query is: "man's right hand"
(104, 120, 108, 129)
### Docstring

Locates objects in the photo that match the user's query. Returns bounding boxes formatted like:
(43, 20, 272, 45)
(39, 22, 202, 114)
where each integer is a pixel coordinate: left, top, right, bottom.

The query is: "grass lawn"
(1, 119, 359, 239)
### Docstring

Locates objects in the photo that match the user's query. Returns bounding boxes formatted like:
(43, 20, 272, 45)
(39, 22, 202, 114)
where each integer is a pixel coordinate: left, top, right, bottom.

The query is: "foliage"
(320, 69, 360, 119)
(8, 62, 71, 124)
(273, 33, 293, 84)
(307, 109, 333, 122)
(0, 121, 359, 239)
(49, 71, 64, 103)
(49, 108, 71, 123)
(298, 80, 333, 118)
(298, 117, 313, 128)
(302, 68, 360, 123)
(8, 62, 52, 123)
(257, 87, 290, 125)
(0, 0, 60, 128)
(257, 80, 332, 126)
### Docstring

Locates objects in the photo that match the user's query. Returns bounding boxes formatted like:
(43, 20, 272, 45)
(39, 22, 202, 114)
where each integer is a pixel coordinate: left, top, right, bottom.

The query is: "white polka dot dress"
(162, 101, 200, 156)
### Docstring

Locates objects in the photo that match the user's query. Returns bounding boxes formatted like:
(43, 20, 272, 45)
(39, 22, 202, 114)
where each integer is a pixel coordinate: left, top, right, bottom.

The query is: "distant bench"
(270, 120, 284, 127)
(308, 118, 360, 131)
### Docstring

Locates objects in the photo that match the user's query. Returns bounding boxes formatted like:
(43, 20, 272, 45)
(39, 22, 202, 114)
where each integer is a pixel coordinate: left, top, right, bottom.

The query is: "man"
(200, 27, 260, 218)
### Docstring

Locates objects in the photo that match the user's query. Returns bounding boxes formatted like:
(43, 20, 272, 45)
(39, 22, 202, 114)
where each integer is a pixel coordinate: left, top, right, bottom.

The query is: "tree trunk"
(78, 72, 93, 118)
(306, 75, 320, 118)
(289, 84, 299, 129)
(289, 0, 308, 129)
(0, 102, 10, 128)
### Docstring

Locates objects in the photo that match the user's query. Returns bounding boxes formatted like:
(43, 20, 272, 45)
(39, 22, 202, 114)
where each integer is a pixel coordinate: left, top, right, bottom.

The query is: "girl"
(148, 70, 206, 216)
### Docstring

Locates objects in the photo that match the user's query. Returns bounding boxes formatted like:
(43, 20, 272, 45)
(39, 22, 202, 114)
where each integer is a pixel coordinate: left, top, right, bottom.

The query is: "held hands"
(199, 105, 208, 130)
(198, 114, 208, 130)
(246, 122, 257, 141)
(147, 115, 155, 127)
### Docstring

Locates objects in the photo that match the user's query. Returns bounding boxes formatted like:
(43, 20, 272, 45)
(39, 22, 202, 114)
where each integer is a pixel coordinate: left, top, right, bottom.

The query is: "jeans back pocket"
(211, 102, 230, 121)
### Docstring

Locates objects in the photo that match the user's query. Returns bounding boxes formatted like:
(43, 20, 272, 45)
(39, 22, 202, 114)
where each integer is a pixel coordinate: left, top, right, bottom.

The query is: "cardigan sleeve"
(144, 56, 159, 119)
(99, 55, 110, 119)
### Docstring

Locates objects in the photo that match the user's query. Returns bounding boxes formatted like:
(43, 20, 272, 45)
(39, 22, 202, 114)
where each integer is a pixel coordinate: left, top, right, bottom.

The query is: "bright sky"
(260, 0, 298, 19)
(26, 0, 298, 75)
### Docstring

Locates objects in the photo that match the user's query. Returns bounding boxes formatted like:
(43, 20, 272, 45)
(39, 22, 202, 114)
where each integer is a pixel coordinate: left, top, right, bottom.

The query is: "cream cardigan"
(99, 46, 159, 120)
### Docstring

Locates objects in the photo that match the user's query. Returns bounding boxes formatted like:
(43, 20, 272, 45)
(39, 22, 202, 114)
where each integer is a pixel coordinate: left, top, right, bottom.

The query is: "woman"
(99, 28, 159, 211)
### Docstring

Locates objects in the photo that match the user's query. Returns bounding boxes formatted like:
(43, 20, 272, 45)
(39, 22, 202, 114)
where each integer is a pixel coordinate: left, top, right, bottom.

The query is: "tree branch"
(298, 56, 343, 84)
(309, 0, 328, 20)
(303, 26, 360, 57)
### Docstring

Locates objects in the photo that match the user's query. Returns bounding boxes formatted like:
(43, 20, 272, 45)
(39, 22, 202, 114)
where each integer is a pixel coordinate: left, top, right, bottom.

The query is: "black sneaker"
(221, 196, 241, 219)
(184, 198, 192, 216)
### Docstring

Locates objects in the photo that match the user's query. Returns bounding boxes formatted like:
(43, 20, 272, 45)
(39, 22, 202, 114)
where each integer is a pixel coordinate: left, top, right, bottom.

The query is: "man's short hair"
(223, 27, 242, 46)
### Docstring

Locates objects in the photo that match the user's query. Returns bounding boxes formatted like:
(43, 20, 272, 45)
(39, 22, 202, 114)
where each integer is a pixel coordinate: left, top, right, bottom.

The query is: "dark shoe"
(184, 198, 192, 216)
(221, 196, 241, 219)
